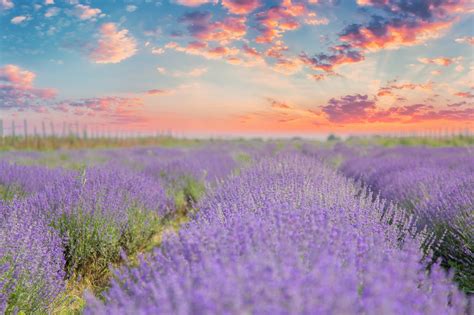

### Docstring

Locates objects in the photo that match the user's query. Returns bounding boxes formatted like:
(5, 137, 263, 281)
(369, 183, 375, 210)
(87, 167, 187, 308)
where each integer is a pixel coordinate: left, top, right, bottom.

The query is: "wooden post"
(0, 119, 3, 145)
(42, 121, 46, 138)
(24, 119, 28, 142)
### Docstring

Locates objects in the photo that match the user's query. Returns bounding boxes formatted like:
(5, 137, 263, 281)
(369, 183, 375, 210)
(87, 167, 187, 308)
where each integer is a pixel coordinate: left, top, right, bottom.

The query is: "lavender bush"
(31, 166, 171, 283)
(0, 199, 65, 313)
(86, 153, 470, 314)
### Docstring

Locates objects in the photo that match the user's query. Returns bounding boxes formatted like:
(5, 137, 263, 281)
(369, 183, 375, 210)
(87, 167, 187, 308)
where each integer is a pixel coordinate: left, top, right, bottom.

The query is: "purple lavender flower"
(86, 153, 469, 314)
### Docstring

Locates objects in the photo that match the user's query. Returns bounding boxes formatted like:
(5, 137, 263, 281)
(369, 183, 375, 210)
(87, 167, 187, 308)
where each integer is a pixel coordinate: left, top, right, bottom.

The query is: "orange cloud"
(377, 81, 433, 97)
(255, 0, 307, 43)
(418, 56, 461, 66)
(455, 91, 474, 98)
(180, 12, 246, 44)
(340, 19, 453, 52)
(73, 4, 102, 20)
(89, 23, 137, 64)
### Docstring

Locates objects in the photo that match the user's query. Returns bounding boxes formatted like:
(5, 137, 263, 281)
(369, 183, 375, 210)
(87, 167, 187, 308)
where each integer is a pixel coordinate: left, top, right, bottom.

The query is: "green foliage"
(1, 256, 52, 314)
(346, 135, 474, 147)
(172, 177, 206, 212)
(51, 206, 161, 291)
(327, 134, 341, 142)
(0, 184, 25, 202)
(0, 136, 201, 152)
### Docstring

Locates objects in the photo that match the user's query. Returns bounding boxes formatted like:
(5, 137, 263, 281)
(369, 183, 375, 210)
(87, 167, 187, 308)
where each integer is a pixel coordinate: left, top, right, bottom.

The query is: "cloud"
(305, 12, 329, 25)
(268, 98, 293, 109)
(300, 44, 364, 72)
(0, 64, 56, 109)
(45, 7, 60, 18)
(447, 101, 467, 107)
(321, 94, 376, 123)
(180, 11, 246, 44)
(418, 56, 461, 66)
(455, 36, 474, 45)
(0, 0, 13, 10)
(126, 5, 137, 12)
(166, 41, 245, 65)
(255, 1, 307, 43)
(339, 1, 473, 53)
(354, 0, 470, 18)
(66, 96, 142, 112)
(151, 47, 165, 55)
(272, 57, 302, 75)
(174, 0, 217, 6)
(54, 96, 150, 125)
(340, 18, 452, 52)
(0, 64, 36, 86)
(172, 67, 208, 77)
(73, 4, 102, 20)
(89, 23, 137, 64)
(318, 92, 474, 124)
(455, 91, 474, 98)
(377, 81, 433, 96)
(44, 0, 54, 4)
(11, 16, 28, 25)
(409, 107, 474, 122)
(307, 72, 341, 81)
(156, 67, 167, 74)
(222, 0, 260, 14)
(146, 89, 173, 95)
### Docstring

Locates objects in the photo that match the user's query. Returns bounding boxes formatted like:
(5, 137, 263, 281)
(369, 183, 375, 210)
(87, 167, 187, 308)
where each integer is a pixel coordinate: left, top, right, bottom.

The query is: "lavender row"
(340, 146, 474, 293)
(0, 145, 243, 313)
(87, 153, 470, 314)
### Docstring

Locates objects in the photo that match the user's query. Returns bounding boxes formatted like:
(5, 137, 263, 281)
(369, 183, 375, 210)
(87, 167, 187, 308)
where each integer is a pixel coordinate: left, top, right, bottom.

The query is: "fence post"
(0, 119, 3, 145)
(24, 119, 28, 142)
(42, 121, 46, 138)
(11, 121, 16, 145)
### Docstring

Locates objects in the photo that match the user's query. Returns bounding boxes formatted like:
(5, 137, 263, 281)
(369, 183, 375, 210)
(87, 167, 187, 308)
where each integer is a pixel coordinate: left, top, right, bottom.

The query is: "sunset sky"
(0, 0, 473, 136)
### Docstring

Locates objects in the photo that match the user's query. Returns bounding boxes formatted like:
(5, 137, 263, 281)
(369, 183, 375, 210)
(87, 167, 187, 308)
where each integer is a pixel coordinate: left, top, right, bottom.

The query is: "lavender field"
(0, 140, 473, 314)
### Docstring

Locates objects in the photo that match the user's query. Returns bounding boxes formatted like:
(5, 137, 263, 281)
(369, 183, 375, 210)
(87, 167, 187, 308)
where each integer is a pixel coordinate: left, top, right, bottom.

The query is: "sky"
(0, 0, 473, 137)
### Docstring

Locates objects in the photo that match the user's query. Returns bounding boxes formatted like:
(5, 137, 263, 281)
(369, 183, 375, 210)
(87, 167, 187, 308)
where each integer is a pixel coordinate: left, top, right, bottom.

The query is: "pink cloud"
(181, 12, 247, 44)
(73, 4, 101, 20)
(222, 0, 260, 14)
(0, 0, 14, 10)
(146, 89, 172, 95)
(89, 23, 137, 64)
(321, 94, 376, 123)
(174, 0, 217, 6)
(377, 81, 433, 97)
(11, 16, 28, 24)
(0, 64, 36, 86)
(0, 64, 56, 109)
(455, 91, 474, 98)
(340, 19, 453, 52)
(255, 1, 307, 43)
(418, 57, 461, 66)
